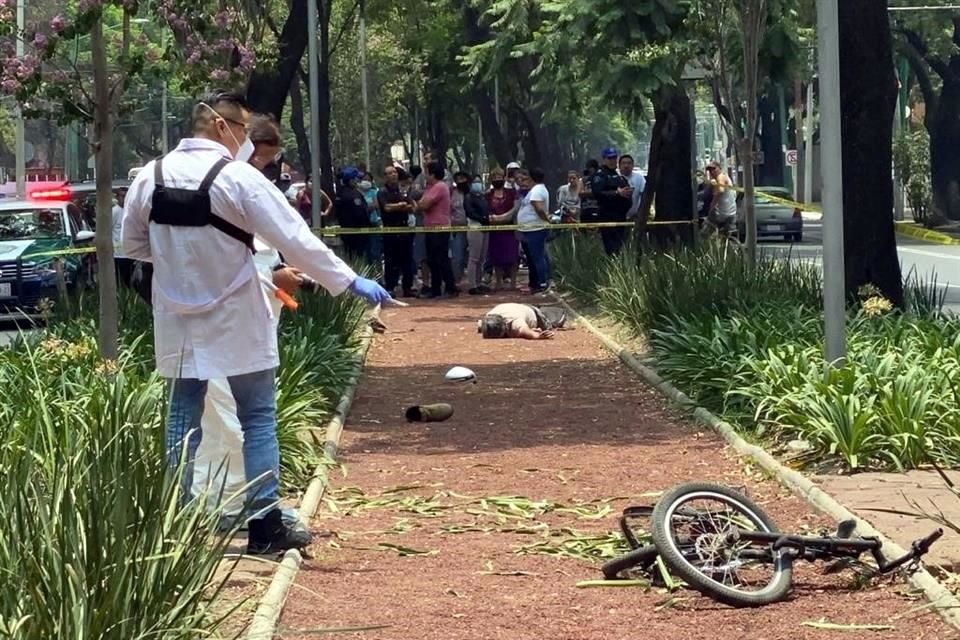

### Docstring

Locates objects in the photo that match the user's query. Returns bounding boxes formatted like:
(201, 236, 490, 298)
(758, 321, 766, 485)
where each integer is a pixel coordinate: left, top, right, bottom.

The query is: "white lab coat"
(122, 138, 357, 379)
(625, 170, 646, 220)
(192, 237, 283, 514)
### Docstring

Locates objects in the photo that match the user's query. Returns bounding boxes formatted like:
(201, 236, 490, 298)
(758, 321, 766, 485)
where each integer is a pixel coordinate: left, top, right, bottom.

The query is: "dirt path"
(277, 293, 953, 640)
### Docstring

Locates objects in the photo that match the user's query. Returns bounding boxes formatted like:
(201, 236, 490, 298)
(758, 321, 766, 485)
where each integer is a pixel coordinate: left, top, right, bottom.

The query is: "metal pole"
(803, 75, 814, 204)
(307, 0, 322, 228)
(816, 0, 846, 364)
(15, 0, 25, 198)
(477, 111, 484, 172)
(161, 86, 169, 155)
(359, 0, 370, 169)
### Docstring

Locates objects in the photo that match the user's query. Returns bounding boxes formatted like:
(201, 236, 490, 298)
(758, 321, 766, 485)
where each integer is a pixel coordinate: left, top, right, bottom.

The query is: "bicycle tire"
(602, 545, 659, 580)
(651, 482, 793, 607)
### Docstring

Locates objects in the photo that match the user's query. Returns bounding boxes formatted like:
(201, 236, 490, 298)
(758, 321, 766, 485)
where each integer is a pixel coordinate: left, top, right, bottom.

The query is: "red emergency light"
(28, 186, 72, 202)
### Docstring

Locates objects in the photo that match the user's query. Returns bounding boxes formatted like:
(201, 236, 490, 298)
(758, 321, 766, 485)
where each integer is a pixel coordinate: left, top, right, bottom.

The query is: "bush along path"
(276, 294, 951, 640)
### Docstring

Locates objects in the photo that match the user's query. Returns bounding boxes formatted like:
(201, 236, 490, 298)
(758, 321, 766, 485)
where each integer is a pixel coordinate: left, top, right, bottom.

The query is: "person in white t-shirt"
(516, 168, 551, 294)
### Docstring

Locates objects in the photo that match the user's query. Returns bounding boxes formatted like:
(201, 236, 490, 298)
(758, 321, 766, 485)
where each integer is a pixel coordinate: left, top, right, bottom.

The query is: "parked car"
(737, 186, 803, 243)
(0, 197, 95, 319)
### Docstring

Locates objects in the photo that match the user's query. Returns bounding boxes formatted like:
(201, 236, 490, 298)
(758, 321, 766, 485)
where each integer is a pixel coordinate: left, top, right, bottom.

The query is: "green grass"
(551, 234, 957, 472)
(0, 279, 368, 637)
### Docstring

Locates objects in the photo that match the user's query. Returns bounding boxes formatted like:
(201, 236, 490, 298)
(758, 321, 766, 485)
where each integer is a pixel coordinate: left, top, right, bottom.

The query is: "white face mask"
(358, 180, 373, 191)
(235, 138, 255, 163)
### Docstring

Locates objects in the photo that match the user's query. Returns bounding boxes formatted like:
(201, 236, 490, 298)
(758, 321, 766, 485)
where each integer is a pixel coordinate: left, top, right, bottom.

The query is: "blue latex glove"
(349, 277, 393, 305)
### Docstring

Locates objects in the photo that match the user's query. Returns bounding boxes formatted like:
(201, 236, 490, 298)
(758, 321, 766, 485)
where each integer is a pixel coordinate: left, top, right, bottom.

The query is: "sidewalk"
(276, 294, 952, 639)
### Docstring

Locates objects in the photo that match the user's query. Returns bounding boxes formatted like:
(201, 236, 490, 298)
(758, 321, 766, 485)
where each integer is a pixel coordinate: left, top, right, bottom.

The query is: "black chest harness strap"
(149, 156, 256, 253)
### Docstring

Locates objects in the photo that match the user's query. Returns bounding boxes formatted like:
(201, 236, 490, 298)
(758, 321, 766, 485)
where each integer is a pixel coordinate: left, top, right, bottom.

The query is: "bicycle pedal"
(835, 519, 857, 539)
(823, 558, 853, 574)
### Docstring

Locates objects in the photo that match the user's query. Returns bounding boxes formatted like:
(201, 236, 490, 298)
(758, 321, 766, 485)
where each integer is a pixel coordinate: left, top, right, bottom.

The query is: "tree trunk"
(317, 0, 335, 195)
(839, 0, 904, 306)
(740, 138, 757, 263)
(927, 78, 960, 222)
(637, 86, 695, 248)
(756, 92, 785, 186)
(289, 75, 311, 176)
(91, 17, 119, 359)
(246, 0, 308, 120)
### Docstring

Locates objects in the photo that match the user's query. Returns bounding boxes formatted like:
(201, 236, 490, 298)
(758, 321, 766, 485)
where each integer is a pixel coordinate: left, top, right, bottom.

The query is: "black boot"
(246, 507, 312, 555)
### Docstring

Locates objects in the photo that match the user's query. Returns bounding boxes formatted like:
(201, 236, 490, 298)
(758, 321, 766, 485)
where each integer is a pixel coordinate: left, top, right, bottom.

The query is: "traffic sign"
(785, 149, 799, 167)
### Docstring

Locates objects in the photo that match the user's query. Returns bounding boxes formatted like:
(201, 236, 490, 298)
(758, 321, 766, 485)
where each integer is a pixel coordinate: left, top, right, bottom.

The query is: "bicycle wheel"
(651, 482, 793, 607)
(602, 544, 659, 580)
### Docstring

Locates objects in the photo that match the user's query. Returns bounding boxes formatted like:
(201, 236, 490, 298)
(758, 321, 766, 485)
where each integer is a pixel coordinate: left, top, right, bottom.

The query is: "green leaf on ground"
(801, 619, 895, 632)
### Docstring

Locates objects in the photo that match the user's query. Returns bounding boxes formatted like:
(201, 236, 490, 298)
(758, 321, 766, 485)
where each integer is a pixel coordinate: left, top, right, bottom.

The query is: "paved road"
(765, 213, 960, 313)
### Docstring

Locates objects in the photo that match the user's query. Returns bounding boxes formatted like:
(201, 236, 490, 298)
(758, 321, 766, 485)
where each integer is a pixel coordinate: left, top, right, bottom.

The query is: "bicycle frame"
(732, 528, 943, 574)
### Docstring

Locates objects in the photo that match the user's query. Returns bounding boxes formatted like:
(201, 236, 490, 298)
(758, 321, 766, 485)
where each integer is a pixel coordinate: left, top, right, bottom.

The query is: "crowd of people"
(107, 90, 658, 558)
(284, 147, 648, 299)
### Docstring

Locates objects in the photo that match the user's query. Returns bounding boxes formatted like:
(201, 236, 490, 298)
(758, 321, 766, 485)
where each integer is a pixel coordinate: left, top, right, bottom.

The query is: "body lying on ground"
(478, 302, 567, 340)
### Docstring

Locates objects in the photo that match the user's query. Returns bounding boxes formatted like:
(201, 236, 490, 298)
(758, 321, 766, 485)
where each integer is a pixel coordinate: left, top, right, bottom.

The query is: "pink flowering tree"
(0, 0, 259, 358)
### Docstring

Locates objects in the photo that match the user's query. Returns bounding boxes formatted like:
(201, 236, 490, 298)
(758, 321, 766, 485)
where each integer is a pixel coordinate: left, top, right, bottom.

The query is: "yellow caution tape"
(14, 219, 697, 260)
(693, 169, 822, 213)
(314, 219, 695, 236)
(20, 246, 97, 260)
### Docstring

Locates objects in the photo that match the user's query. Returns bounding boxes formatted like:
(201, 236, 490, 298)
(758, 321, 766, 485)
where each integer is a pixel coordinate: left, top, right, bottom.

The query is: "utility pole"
(816, 0, 846, 364)
(307, 0, 322, 228)
(494, 76, 500, 126)
(803, 75, 814, 204)
(15, 0, 25, 198)
(359, 0, 370, 169)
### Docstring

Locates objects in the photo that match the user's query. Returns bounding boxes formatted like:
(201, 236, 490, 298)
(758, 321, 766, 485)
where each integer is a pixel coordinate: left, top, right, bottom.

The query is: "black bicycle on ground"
(603, 482, 942, 608)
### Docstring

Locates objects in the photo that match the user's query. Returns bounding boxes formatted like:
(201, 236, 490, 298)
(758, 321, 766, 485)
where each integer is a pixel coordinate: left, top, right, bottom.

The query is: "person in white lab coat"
(191, 114, 304, 529)
(122, 93, 392, 555)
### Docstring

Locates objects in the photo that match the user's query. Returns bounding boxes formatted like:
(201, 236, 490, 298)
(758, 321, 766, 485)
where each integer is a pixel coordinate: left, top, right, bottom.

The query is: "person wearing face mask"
(192, 113, 306, 531)
(358, 171, 382, 266)
(122, 92, 392, 555)
(460, 172, 491, 295)
(377, 164, 417, 297)
(485, 167, 520, 291)
(333, 166, 372, 261)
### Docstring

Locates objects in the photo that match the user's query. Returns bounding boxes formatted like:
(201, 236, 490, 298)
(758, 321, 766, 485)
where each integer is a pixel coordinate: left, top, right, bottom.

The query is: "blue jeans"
(166, 368, 280, 513)
(450, 230, 467, 282)
(521, 230, 549, 291)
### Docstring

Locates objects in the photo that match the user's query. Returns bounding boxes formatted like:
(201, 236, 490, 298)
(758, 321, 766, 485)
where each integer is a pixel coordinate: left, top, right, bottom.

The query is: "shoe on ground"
(246, 507, 312, 555)
(468, 288, 482, 295)
(402, 289, 418, 298)
(477, 285, 493, 293)
(419, 291, 437, 299)
(442, 289, 460, 298)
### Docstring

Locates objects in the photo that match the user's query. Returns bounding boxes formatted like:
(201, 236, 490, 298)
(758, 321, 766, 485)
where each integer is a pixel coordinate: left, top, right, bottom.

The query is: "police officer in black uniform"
(591, 147, 633, 255)
(334, 166, 371, 261)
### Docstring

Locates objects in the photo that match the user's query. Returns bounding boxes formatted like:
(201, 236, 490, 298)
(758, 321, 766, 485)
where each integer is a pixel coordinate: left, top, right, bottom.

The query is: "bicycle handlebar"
(913, 529, 944, 554)
(876, 528, 943, 574)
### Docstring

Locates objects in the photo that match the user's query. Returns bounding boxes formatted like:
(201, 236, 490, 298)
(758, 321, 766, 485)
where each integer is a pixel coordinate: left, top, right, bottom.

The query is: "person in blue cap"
(334, 166, 372, 260)
(591, 146, 633, 255)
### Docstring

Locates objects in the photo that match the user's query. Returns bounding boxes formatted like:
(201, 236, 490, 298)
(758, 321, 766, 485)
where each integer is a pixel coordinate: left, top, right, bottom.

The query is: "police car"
(0, 189, 94, 319)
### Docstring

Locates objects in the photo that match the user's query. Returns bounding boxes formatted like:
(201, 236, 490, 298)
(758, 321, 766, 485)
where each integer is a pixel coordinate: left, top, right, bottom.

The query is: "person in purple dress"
(485, 167, 519, 290)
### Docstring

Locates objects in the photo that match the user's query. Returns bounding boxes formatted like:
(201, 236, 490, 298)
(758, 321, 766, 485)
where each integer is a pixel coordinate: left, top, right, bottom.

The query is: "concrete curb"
(556, 297, 960, 630)
(245, 323, 376, 640)
(895, 222, 960, 246)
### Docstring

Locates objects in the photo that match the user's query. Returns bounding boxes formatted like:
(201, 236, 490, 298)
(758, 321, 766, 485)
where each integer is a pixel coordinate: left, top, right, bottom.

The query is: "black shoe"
(468, 288, 482, 295)
(442, 289, 460, 299)
(403, 289, 418, 298)
(246, 508, 312, 555)
(419, 291, 437, 299)
(477, 285, 493, 293)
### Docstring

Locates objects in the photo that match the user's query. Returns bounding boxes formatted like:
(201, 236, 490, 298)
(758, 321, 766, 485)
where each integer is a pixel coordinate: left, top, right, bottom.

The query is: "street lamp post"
(15, 0, 25, 198)
(359, 0, 370, 169)
(307, 0, 322, 228)
(816, 0, 846, 364)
